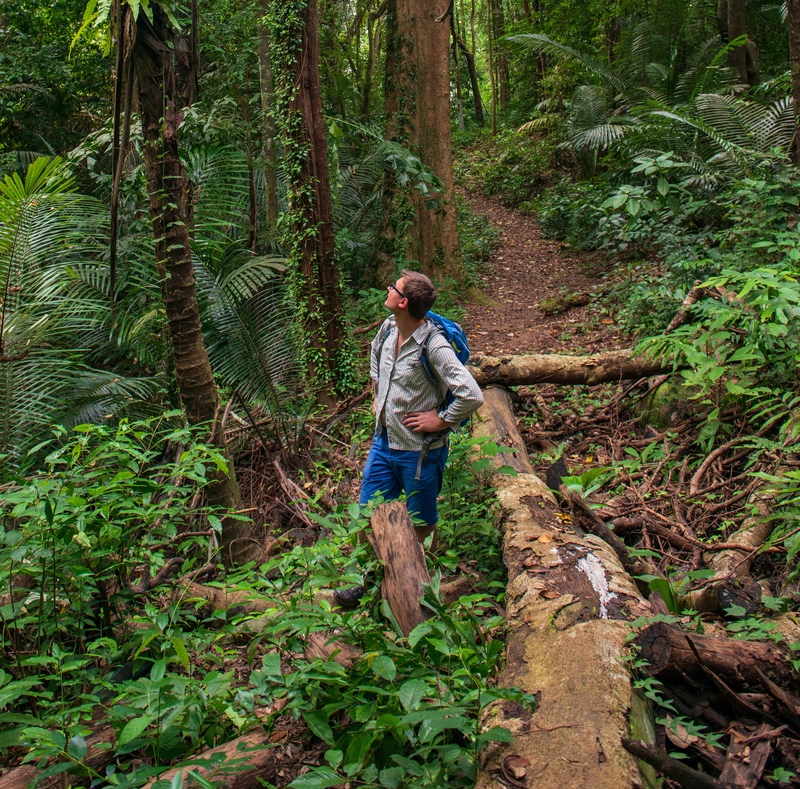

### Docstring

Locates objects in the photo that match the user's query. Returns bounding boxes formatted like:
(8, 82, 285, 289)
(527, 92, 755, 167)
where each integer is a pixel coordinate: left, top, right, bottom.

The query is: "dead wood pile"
(511, 375, 800, 787)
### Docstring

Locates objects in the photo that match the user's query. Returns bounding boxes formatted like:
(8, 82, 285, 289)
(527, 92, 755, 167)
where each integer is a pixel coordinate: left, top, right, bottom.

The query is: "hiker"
(360, 270, 483, 551)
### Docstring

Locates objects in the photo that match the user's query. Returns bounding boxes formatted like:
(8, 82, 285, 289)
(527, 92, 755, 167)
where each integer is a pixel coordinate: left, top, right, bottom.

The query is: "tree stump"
(368, 500, 431, 637)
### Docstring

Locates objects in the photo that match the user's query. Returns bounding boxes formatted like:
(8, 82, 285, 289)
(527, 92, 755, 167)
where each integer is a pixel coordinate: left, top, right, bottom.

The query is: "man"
(359, 270, 484, 550)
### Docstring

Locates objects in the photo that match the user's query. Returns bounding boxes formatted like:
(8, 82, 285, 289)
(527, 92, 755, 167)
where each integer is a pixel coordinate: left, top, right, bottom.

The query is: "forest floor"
(460, 192, 627, 356)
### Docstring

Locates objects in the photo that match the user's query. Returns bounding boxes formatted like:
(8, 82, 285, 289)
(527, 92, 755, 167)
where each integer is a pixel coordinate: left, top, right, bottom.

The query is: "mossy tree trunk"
(789, 0, 800, 164)
(267, 0, 348, 394)
(378, 0, 462, 284)
(131, 4, 251, 565)
(258, 0, 280, 224)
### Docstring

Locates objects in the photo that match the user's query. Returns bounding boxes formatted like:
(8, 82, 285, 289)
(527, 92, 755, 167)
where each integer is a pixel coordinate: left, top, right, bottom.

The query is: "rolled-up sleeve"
(426, 340, 484, 425)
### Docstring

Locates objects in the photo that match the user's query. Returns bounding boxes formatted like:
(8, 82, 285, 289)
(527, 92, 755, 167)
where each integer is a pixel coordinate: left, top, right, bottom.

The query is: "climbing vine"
(264, 0, 357, 394)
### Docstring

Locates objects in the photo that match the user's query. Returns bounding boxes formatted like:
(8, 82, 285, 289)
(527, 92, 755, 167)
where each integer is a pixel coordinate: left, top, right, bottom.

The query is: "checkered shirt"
(370, 316, 484, 451)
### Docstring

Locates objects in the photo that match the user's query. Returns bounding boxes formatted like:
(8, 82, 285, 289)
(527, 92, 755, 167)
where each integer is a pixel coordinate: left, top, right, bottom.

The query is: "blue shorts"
(359, 430, 449, 527)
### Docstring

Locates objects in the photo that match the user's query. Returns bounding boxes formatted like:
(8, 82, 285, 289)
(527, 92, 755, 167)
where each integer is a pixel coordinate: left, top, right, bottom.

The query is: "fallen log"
(621, 738, 722, 789)
(539, 291, 592, 315)
(473, 386, 651, 789)
(635, 622, 794, 688)
(177, 581, 282, 614)
(469, 349, 671, 387)
(0, 719, 116, 789)
(368, 500, 431, 637)
(143, 730, 283, 789)
(677, 495, 774, 614)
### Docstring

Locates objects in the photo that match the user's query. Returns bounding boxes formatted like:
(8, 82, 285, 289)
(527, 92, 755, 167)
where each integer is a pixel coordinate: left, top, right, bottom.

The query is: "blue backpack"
(377, 310, 470, 417)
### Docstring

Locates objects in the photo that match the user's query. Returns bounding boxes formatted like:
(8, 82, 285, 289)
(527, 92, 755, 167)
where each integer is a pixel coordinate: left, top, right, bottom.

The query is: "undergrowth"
(0, 418, 526, 788)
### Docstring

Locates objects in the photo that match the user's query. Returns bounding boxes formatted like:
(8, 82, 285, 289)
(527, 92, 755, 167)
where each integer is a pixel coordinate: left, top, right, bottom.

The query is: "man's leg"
(393, 443, 449, 551)
(359, 431, 403, 509)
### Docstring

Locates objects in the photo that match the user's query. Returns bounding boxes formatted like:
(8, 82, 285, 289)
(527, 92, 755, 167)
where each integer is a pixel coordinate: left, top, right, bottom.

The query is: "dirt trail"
(461, 193, 628, 356)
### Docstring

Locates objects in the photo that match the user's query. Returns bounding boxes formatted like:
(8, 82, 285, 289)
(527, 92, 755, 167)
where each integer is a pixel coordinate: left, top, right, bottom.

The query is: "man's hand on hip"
(403, 410, 452, 433)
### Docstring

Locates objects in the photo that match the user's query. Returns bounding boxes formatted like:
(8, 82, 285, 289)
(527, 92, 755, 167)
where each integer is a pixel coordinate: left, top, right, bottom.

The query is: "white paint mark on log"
(577, 553, 617, 619)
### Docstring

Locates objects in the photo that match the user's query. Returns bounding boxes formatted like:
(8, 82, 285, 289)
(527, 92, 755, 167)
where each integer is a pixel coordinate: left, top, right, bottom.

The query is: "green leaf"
(379, 766, 405, 788)
(118, 714, 152, 746)
(302, 711, 335, 746)
(67, 733, 87, 760)
(398, 679, 426, 712)
(370, 655, 396, 682)
(288, 767, 343, 789)
(171, 637, 190, 670)
(657, 177, 670, 197)
(0, 728, 24, 749)
(324, 749, 343, 769)
(648, 578, 679, 614)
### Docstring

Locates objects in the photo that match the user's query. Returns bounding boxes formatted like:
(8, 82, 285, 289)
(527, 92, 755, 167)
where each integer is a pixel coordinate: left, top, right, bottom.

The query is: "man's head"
(386, 270, 438, 320)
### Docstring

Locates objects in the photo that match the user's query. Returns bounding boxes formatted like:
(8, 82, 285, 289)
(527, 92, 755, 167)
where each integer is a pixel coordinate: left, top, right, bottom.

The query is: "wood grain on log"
(474, 386, 650, 789)
(469, 350, 671, 388)
(143, 731, 279, 789)
(0, 720, 115, 789)
(368, 500, 431, 637)
(304, 632, 362, 668)
(636, 622, 793, 688)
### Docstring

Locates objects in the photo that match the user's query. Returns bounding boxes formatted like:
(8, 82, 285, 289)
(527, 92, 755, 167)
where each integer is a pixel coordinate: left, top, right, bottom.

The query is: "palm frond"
(509, 33, 628, 94)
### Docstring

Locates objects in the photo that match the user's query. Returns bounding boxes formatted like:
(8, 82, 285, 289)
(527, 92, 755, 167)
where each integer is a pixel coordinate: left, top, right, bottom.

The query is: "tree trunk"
(258, 0, 280, 224)
(380, 0, 462, 282)
(368, 500, 431, 636)
(677, 494, 773, 614)
(486, 0, 498, 135)
(725, 0, 755, 84)
(361, 1, 387, 118)
(453, 17, 484, 125)
(451, 23, 465, 130)
(268, 0, 347, 390)
(473, 386, 648, 789)
(789, 0, 800, 163)
(489, 0, 510, 109)
(131, 6, 250, 566)
(469, 349, 672, 387)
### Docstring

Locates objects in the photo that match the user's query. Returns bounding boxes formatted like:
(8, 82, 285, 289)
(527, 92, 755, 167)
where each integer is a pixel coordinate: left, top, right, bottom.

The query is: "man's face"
(385, 277, 408, 312)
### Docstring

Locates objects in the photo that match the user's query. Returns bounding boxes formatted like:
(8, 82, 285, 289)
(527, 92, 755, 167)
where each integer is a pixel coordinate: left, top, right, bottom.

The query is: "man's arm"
(404, 339, 483, 432)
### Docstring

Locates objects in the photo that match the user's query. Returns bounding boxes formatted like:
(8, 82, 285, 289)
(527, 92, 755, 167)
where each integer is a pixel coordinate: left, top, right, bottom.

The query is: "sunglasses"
(387, 282, 407, 299)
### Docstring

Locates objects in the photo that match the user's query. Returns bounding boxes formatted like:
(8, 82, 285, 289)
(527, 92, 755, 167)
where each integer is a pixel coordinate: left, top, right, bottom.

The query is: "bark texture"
(469, 350, 672, 387)
(473, 387, 648, 789)
(143, 731, 280, 789)
(636, 622, 794, 688)
(132, 6, 249, 565)
(381, 0, 462, 282)
(279, 0, 347, 385)
(368, 499, 431, 636)
(789, 0, 800, 164)
(258, 0, 280, 223)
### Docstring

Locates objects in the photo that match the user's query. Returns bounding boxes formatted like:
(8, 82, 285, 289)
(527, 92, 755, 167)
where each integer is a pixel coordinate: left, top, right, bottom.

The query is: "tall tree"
(128, 2, 251, 564)
(790, 0, 800, 164)
(379, 0, 462, 283)
(489, 0, 510, 109)
(452, 10, 484, 125)
(718, 0, 760, 84)
(258, 0, 280, 224)
(267, 0, 349, 393)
